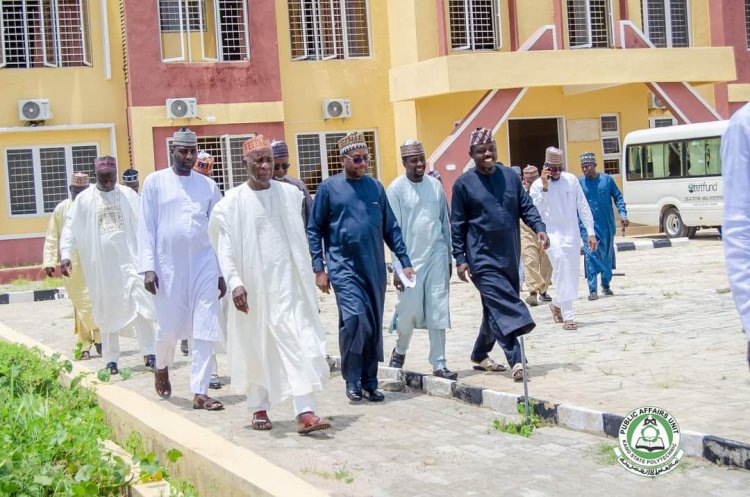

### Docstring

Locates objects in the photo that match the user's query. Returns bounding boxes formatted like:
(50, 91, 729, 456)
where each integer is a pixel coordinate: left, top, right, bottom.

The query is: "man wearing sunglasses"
(451, 127, 548, 382)
(271, 140, 313, 226)
(529, 147, 596, 331)
(308, 132, 415, 402)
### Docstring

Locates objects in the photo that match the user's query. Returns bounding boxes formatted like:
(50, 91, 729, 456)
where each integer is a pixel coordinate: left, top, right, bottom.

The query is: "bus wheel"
(663, 207, 689, 238)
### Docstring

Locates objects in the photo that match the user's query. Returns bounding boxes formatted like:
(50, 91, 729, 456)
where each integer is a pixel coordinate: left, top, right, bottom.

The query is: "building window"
(448, 0, 501, 51)
(166, 134, 250, 192)
(288, 0, 371, 60)
(5, 144, 97, 216)
(650, 117, 676, 128)
(158, 0, 250, 62)
(567, 0, 611, 48)
(0, 0, 91, 69)
(641, 0, 690, 48)
(600, 114, 621, 175)
(295, 130, 378, 193)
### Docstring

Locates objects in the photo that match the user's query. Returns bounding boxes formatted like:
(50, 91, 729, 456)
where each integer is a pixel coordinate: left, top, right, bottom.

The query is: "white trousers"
(246, 384, 315, 417)
(101, 315, 156, 364)
(156, 337, 214, 395)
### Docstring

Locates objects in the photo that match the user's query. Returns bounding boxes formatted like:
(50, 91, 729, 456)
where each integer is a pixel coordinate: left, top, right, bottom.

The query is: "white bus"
(621, 120, 728, 238)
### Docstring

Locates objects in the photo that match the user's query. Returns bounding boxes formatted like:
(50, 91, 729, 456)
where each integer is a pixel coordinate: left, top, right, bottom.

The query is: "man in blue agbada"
(452, 127, 548, 382)
(308, 132, 415, 402)
(578, 152, 628, 300)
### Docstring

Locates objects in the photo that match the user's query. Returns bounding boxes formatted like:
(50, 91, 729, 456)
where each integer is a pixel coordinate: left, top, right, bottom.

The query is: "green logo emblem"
(614, 406, 684, 476)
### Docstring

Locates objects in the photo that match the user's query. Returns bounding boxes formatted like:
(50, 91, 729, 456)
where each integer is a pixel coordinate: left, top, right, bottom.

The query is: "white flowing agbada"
(530, 172, 594, 318)
(721, 102, 750, 339)
(208, 181, 328, 404)
(60, 185, 156, 335)
(386, 174, 451, 330)
(138, 168, 223, 343)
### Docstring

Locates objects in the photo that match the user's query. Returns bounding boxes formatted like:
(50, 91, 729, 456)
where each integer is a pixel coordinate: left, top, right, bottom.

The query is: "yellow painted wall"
(0, 0, 128, 237)
(275, 0, 399, 186)
(517, 0, 554, 44)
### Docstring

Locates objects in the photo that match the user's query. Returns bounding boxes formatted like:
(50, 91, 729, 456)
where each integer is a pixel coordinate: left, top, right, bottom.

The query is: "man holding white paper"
(386, 140, 457, 380)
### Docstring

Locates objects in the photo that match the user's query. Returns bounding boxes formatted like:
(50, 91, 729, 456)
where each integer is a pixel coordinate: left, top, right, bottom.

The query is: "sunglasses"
(547, 165, 563, 171)
(273, 163, 291, 170)
(344, 154, 371, 164)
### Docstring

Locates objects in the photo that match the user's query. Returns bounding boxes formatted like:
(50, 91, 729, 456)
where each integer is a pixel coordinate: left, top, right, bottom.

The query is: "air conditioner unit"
(166, 98, 198, 119)
(648, 93, 666, 110)
(18, 99, 52, 121)
(322, 99, 352, 120)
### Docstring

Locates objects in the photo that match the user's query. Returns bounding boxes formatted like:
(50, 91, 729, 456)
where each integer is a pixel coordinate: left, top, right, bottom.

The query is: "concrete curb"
(614, 236, 689, 252)
(0, 323, 330, 497)
(368, 362, 749, 471)
(0, 287, 67, 304)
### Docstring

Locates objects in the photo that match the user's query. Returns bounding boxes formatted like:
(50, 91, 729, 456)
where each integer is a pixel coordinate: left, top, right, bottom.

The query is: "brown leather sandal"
(297, 412, 332, 434)
(252, 410, 272, 431)
(154, 367, 171, 399)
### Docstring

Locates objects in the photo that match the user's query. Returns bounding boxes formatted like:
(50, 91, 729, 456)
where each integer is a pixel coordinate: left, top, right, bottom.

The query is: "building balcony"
(389, 47, 736, 102)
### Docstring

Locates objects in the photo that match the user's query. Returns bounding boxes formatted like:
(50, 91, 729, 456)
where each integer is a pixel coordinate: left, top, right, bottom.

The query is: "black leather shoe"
(144, 354, 156, 369)
(539, 293, 552, 303)
(602, 287, 614, 296)
(346, 382, 362, 401)
(433, 368, 458, 381)
(389, 348, 405, 368)
(180, 339, 189, 356)
(362, 388, 385, 402)
(105, 362, 119, 375)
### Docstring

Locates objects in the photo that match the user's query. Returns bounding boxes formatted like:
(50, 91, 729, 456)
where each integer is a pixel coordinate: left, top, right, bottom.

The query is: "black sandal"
(105, 362, 119, 375)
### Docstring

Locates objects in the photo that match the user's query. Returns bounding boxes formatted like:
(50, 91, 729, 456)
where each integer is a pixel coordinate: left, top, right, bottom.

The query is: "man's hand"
(315, 271, 331, 294)
(622, 219, 630, 228)
(537, 231, 550, 250)
(588, 235, 597, 252)
(60, 259, 72, 277)
(232, 286, 249, 314)
(218, 277, 227, 299)
(144, 271, 159, 295)
(541, 166, 550, 189)
(403, 267, 416, 285)
(44, 267, 55, 278)
(393, 273, 404, 292)
(457, 263, 471, 283)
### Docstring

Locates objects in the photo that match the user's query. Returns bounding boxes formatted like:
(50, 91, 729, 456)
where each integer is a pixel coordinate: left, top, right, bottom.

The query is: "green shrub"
(0, 342, 129, 496)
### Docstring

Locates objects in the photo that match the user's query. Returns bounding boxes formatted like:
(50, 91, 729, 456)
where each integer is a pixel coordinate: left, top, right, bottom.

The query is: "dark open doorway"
(508, 118, 561, 169)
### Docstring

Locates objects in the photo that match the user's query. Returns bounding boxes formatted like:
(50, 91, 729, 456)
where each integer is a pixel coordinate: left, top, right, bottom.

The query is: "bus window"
(626, 144, 644, 179)
(686, 137, 721, 177)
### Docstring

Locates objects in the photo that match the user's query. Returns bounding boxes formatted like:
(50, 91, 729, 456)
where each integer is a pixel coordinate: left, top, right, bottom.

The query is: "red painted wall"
(0, 238, 45, 268)
(710, 1, 750, 116)
(152, 122, 284, 168)
(123, 0, 282, 106)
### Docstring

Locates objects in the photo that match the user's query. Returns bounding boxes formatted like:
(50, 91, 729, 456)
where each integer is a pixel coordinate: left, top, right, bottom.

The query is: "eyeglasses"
(547, 166, 563, 172)
(273, 163, 291, 170)
(344, 154, 371, 164)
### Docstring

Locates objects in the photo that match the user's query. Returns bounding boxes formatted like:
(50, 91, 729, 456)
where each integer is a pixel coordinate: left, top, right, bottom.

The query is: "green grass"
(0, 276, 64, 293)
(589, 443, 619, 465)
(491, 402, 544, 438)
(302, 465, 355, 484)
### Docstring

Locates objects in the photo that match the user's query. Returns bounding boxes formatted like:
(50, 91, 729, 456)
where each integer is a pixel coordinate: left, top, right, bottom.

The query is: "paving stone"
(3, 237, 750, 494)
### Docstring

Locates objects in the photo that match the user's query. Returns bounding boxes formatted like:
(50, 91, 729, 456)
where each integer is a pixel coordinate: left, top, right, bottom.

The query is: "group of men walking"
(43, 124, 628, 434)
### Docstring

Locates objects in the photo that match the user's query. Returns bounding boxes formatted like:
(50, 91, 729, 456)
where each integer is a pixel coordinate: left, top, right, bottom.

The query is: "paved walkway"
(2, 234, 749, 496)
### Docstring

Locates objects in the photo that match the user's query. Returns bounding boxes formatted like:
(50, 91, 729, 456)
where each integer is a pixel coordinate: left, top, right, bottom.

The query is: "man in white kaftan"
(720, 102, 750, 370)
(43, 172, 101, 358)
(209, 135, 331, 434)
(138, 128, 225, 409)
(530, 147, 596, 330)
(60, 156, 157, 374)
(386, 139, 456, 380)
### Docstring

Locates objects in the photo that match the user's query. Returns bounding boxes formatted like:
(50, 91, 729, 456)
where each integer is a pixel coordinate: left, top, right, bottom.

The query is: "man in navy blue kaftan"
(451, 127, 548, 382)
(308, 132, 415, 402)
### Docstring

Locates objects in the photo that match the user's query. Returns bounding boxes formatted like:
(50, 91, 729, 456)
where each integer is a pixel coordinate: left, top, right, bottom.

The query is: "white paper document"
(392, 260, 417, 288)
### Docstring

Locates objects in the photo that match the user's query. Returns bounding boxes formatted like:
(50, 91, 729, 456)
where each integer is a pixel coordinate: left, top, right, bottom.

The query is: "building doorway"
(508, 118, 562, 169)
